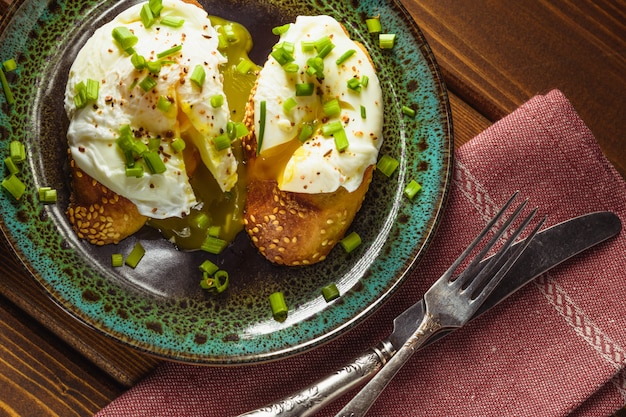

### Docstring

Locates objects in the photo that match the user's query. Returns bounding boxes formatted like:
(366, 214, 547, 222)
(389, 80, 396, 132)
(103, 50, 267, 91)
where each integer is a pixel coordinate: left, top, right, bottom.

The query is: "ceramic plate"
(0, 0, 452, 364)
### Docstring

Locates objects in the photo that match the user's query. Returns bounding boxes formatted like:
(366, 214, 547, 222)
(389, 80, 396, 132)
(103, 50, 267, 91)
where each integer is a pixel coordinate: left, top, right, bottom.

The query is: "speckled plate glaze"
(0, 0, 452, 364)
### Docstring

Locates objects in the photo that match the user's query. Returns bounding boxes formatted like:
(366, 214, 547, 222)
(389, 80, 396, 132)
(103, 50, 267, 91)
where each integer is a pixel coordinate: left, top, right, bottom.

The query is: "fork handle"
(335, 316, 443, 417)
(236, 340, 396, 417)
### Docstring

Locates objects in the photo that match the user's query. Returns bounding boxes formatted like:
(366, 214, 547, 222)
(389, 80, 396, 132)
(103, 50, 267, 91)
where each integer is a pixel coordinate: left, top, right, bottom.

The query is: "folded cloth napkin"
(95, 89, 626, 417)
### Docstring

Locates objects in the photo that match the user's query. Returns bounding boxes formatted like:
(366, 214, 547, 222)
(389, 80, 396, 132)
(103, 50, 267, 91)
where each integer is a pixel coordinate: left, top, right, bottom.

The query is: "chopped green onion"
(321, 283, 340, 302)
(4, 157, 19, 175)
(160, 16, 185, 28)
(191, 212, 210, 230)
(314, 36, 333, 54)
(347, 77, 362, 92)
(190, 64, 206, 88)
(138, 76, 157, 92)
(340, 231, 362, 253)
(336, 49, 356, 65)
(207, 225, 221, 237)
(226, 121, 237, 139)
(210, 94, 223, 108)
(86, 78, 99, 101)
(9, 141, 26, 163)
(131, 53, 146, 69)
(366, 17, 382, 34)
(201, 235, 228, 254)
(148, 0, 163, 17)
(271, 43, 295, 66)
(125, 165, 144, 177)
(235, 58, 254, 74)
(301, 41, 314, 52)
(112, 26, 138, 52)
(38, 187, 57, 203)
(333, 127, 349, 152)
(73, 81, 88, 109)
(157, 95, 172, 112)
(234, 122, 249, 138)
(199, 259, 219, 275)
(125, 242, 145, 268)
(272, 23, 290, 35)
(298, 122, 314, 143)
(143, 150, 166, 174)
(223, 24, 237, 42)
(2, 174, 25, 200)
(269, 291, 288, 322)
(200, 269, 229, 294)
(282, 97, 297, 113)
(283, 63, 299, 73)
(111, 253, 124, 267)
(323, 98, 341, 117)
(148, 137, 161, 150)
(361, 75, 369, 87)
(2, 58, 17, 72)
(295, 82, 314, 96)
(306, 56, 324, 79)
(131, 139, 148, 155)
(321, 120, 343, 136)
(402, 105, 416, 118)
(316, 43, 335, 59)
(404, 179, 422, 200)
(156, 44, 182, 59)
(379, 33, 396, 49)
(0, 68, 15, 105)
(213, 134, 231, 151)
(140, 3, 155, 28)
(170, 137, 185, 153)
(377, 154, 399, 177)
(257, 100, 266, 155)
(217, 33, 228, 50)
(360, 105, 367, 119)
(145, 60, 162, 74)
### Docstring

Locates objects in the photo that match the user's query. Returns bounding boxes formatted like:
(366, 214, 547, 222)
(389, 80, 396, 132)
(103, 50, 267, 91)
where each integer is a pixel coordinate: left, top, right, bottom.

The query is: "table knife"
(237, 211, 622, 417)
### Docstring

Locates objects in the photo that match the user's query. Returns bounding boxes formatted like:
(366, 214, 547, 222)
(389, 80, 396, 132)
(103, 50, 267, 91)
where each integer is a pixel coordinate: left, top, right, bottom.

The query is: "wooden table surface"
(0, 0, 624, 415)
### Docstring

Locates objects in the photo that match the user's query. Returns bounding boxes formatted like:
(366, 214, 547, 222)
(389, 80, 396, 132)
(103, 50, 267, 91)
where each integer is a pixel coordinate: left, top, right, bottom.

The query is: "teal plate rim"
(0, 0, 453, 365)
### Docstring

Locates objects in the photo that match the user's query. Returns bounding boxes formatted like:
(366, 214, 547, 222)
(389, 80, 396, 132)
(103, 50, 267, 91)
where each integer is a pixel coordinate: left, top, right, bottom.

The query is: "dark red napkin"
(95, 90, 626, 417)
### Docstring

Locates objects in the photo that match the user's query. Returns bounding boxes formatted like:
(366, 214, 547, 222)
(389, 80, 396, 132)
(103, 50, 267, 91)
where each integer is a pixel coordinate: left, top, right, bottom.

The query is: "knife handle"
(236, 340, 395, 417)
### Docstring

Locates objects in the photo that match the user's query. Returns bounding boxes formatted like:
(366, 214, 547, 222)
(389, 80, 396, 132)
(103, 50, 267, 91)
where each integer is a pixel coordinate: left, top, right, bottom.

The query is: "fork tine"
(469, 211, 547, 304)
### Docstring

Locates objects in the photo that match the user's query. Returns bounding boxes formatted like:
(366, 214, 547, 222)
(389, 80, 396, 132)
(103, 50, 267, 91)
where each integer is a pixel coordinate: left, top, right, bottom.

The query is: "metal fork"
(335, 192, 546, 417)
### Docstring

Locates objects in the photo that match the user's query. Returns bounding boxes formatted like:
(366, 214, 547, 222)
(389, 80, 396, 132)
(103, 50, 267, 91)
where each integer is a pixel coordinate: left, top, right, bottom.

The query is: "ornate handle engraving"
(237, 340, 395, 417)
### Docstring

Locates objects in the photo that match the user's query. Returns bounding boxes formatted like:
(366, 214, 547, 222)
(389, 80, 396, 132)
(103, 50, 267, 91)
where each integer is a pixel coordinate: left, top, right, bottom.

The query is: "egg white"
(64, 0, 237, 219)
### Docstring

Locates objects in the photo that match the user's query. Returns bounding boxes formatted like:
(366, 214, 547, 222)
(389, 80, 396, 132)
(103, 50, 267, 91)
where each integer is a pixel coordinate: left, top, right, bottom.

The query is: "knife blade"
(237, 211, 622, 417)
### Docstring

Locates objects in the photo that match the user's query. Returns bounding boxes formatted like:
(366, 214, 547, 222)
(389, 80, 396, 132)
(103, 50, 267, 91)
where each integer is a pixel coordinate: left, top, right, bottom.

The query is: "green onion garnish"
(148, 0, 163, 17)
(340, 231, 362, 253)
(138, 76, 157, 92)
(4, 157, 18, 175)
(160, 16, 185, 28)
(73, 81, 88, 109)
(112, 26, 138, 52)
(336, 49, 356, 65)
(321, 120, 343, 136)
(366, 18, 382, 34)
(9, 140, 26, 163)
(235, 58, 254, 74)
(269, 292, 288, 322)
(361, 75, 369, 87)
(322, 98, 341, 117)
(131, 53, 146, 70)
(295, 82, 314, 96)
(201, 235, 228, 254)
(377, 154, 399, 177)
(86, 78, 99, 101)
(125, 242, 145, 268)
(156, 44, 182, 59)
(333, 128, 349, 152)
(157, 95, 172, 112)
(213, 134, 231, 151)
(131, 139, 148, 155)
(347, 77, 362, 92)
(140, 3, 155, 28)
(170, 138, 185, 153)
(301, 41, 314, 52)
(199, 259, 219, 275)
(148, 137, 161, 150)
(271, 42, 295, 66)
(257, 100, 266, 155)
(283, 63, 299, 73)
(404, 180, 422, 200)
(200, 269, 229, 294)
(2, 58, 17, 72)
(223, 24, 237, 42)
(2, 174, 25, 200)
(402, 105, 416, 118)
(306, 56, 324, 79)
(360, 105, 367, 119)
(191, 212, 210, 230)
(190, 64, 205, 88)
(125, 165, 144, 178)
(321, 283, 340, 302)
(282, 97, 297, 113)
(272, 23, 290, 35)
(217, 33, 228, 50)
(207, 225, 221, 237)
(0, 68, 15, 105)
(314, 36, 333, 54)
(143, 150, 166, 174)
(210, 94, 223, 108)
(316, 43, 335, 59)
(379, 33, 396, 49)
(145, 60, 162, 74)
(234, 122, 249, 138)
(111, 253, 124, 267)
(38, 187, 57, 203)
(298, 122, 314, 143)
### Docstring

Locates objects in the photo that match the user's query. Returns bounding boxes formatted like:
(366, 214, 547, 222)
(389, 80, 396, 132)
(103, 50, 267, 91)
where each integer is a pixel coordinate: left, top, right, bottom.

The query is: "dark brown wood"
(0, 0, 624, 414)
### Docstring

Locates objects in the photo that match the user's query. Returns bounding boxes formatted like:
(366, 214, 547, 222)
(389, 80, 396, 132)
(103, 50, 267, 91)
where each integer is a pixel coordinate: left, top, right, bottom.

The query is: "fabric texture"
(95, 89, 626, 417)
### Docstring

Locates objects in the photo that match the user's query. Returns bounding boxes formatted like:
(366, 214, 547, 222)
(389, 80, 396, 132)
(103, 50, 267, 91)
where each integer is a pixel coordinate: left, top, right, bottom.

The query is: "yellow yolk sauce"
(148, 17, 257, 250)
